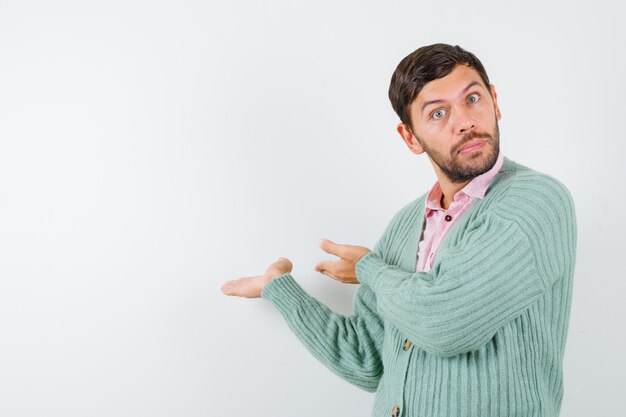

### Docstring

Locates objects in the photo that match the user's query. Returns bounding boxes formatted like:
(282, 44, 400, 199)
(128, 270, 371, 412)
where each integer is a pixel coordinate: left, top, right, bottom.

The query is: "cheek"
(423, 121, 446, 134)
(472, 105, 495, 126)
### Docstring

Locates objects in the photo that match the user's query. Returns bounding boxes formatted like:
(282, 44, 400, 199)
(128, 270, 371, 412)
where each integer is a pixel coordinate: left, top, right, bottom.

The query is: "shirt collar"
(425, 150, 504, 212)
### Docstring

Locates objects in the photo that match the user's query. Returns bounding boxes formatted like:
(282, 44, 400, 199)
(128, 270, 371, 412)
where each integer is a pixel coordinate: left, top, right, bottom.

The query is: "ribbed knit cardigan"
(261, 156, 577, 417)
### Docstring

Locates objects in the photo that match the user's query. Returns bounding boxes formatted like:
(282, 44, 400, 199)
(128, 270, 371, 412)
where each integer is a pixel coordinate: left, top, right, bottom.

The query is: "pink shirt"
(415, 151, 504, 272)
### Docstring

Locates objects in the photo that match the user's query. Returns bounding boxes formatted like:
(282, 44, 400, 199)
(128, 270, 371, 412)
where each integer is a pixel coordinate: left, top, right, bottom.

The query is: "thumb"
(319, 238, 349, 259)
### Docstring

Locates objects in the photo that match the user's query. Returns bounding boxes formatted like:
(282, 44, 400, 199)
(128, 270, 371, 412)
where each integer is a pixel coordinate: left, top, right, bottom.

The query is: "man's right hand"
(220, 257, 293, 298)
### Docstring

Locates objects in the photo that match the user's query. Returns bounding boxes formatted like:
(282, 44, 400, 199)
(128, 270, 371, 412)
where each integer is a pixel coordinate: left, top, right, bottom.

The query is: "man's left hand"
(315, 238, 371, 284)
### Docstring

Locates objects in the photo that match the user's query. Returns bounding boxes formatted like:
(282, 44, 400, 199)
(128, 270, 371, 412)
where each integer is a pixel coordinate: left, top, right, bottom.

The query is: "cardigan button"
(391, 404, 400, 417)
(444, 214, 452, 221)
(403, 338, 412, 351)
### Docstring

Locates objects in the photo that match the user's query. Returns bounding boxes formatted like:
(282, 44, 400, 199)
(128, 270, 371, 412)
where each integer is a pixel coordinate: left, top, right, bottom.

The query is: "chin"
(457, 145, 498, 173)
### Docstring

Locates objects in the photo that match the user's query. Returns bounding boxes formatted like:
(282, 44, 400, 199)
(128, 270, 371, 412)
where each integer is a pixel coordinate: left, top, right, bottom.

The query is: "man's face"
(397, 64, 502, 184)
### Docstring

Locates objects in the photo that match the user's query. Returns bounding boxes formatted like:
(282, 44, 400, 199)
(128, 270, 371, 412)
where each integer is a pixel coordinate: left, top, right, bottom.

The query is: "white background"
(0, 0, 624, 416)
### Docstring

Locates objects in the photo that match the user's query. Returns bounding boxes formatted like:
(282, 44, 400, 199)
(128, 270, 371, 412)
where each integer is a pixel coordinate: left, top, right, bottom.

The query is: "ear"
(396, 123, 425, 155)
(490, 84, 502, 121)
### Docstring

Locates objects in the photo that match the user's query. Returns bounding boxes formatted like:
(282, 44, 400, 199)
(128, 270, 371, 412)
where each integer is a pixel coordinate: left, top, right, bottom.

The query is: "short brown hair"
(388, 43, 491, 131)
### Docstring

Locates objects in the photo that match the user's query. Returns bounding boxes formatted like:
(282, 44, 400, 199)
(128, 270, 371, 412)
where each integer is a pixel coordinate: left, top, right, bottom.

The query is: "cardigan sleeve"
(355, 183, 576, 358)
(261, 258, 385, 392)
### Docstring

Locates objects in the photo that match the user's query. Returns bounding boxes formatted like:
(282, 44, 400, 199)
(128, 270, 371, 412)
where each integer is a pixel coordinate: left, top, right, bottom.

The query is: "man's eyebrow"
(420, 80, 484, 114)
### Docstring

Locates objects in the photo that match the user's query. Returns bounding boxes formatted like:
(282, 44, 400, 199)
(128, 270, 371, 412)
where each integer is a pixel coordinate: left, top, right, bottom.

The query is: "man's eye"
(468, 94, 479, 103)
(432, 109, 446, 120)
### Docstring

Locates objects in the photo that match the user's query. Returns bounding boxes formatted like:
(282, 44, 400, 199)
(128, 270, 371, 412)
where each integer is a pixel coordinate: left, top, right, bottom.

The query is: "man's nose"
(455, 107, 476, 134)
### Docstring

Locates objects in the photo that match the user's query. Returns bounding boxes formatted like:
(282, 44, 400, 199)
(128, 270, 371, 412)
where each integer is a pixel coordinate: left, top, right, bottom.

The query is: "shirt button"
(391, 405, 400, 417)
(403, 338, 412, 351)
(444, 214, 452, 221)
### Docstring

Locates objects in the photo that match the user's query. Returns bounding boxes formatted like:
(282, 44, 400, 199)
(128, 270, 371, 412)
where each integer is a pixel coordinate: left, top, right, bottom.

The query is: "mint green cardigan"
(261, 156, 577, 417)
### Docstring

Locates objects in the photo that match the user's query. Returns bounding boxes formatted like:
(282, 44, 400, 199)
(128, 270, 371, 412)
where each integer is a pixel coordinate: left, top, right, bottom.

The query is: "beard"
(419, 120, 500, 184)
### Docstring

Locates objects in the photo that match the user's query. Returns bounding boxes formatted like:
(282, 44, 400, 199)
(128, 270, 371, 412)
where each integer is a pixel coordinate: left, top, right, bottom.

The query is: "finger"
(319, 270, 340, 282)
(221, 280, 236, 296)
(221, 277, 248, 296)
(318, 238, 350, 259)
(315, 260, 336, 274)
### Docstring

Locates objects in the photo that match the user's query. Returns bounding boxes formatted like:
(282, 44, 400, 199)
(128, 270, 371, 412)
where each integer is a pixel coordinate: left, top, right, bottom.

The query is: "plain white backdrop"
(0, 0, 624, 416)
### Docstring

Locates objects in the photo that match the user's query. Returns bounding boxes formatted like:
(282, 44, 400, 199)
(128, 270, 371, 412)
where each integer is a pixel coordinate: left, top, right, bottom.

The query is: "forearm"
(262, 273, 384, 391)
(355, 216, 547, 358)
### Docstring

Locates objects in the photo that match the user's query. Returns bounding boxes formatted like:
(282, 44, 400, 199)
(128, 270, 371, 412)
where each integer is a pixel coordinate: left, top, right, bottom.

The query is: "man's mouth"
(458, 140, 485, 154)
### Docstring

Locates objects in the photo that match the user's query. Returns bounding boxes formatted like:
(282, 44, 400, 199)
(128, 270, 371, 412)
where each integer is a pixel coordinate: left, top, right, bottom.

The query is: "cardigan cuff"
(355, 251, 387, 288)
(261, 273, 316, 313)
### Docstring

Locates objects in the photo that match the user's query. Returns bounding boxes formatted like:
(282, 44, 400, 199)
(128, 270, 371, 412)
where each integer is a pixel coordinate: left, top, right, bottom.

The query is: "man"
(221, 43, 577, 417)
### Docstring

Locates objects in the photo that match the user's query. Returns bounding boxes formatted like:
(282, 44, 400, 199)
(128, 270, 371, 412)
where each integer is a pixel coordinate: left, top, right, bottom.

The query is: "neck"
(438, 177, 470, 210)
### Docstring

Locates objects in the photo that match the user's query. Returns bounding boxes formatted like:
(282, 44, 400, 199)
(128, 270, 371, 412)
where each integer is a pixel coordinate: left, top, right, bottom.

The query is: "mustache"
(455, 131, 492, 153)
